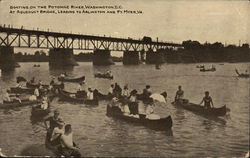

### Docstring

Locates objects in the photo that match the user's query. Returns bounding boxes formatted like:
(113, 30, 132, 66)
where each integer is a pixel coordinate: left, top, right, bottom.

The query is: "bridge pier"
(0, 46, 20, 70)
(48, 48, 78, 67)
(123, 51, 140, 65)
(146, 49, 165, 64)
(93, 49, 114, 65)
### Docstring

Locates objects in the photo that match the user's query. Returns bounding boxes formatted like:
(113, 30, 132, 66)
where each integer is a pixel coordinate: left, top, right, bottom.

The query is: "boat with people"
(10, 87, 35, 94)
(172, 99, 227, 117)
(200, 67, 216, 72)
(196, 65, 205, 68)
(58, 75, 85, 83)
(0, 99, 41, 109)
(58, 89, 98, 105)
(235, 69, 249, 78)
(106, 105, 172, 131)
(94, 72, 113, 79)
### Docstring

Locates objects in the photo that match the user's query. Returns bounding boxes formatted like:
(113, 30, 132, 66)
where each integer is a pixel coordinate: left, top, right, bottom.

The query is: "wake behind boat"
(172, 100, 227, 117)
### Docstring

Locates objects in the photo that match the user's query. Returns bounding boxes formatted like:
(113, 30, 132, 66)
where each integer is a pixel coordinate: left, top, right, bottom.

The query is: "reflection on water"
(0, 62, 249, 157)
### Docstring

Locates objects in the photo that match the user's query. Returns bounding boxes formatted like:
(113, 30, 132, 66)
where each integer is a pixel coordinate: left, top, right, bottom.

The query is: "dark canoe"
(10, 87, 34, 94)
(94, 73, 113, 79)
(106, 105, 173, 131)
(235, 69, 249, 78)
(0, 99, 41, 109)
(172, 101, 227, 117)
(26, 82, 49, 89)
(58, 89, 98, 105)
(58, 76, 85, 83)
(31, 106, 51, 117)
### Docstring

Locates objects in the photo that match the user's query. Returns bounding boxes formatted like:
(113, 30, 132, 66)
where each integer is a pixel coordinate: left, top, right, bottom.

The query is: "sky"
(0, 0, 249, 55)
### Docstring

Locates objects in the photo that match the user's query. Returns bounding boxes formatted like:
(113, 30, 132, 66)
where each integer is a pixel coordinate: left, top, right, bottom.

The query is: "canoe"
(235, 69, 249, 78)
(200, 67, 216, 72)
(58, 89, 98, 105)
(58, 76, 85, 83)
(94, 73, 113, 79)
(26, 82, 49, 89)
(31, 106, 51, 117)
(172, 100, 227, 117)
(10, 87, 35, 94)
(0, 99, 41, 109)
(106, 105, 173, 131)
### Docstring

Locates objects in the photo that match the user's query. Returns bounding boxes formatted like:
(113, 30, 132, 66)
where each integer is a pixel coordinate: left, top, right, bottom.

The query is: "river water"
(0, 62, 249, 157)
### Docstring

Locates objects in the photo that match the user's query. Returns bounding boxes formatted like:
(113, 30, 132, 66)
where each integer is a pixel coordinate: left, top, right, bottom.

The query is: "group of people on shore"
(44, 109, 81, 157)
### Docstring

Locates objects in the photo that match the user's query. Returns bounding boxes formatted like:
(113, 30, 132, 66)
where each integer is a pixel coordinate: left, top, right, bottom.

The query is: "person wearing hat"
(44, 109, 64, 140)
(200, 91, 214, 109)
(50, 119, 65, 146)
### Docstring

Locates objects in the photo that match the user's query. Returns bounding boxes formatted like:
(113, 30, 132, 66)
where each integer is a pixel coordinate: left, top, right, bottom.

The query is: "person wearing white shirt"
(34, 88, 39, 97)
(87, 88, 94, 100)
(122, 85, 130, 97)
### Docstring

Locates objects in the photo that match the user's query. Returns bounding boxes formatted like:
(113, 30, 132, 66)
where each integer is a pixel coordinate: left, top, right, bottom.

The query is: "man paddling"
(175, 86, 184, 102)
(199, 91, 214, 108)
(44, 109, 64, 140)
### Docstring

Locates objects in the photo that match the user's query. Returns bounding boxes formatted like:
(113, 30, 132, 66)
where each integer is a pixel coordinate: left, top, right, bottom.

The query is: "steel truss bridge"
(0, 26, 182, 51)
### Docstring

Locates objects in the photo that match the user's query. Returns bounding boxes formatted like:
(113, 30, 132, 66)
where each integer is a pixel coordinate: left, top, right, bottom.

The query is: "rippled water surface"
(0, 62, 249, 157)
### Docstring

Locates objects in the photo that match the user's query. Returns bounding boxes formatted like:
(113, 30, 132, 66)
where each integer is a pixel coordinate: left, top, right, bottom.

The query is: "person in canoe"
(113, 83, 122, 97)
(87, 88, 94, 100)
(106, 70, 113, 77)
(128, 90, 139, 115)
(59, 124, 81, 157)
(175, 86, 184, 103)
(41, 94, 49, 110)
(34, 87, 40, 99)
(76, 82, 86, 98)
(50, 120, 65, 146)
(44, 109, 64, 141)
(2, 89, 21, 103)
(30, 77, 35, 84)
(108, 84, 114, 96)
(199, 91, 214, 109)
(142, 85, 152, 99)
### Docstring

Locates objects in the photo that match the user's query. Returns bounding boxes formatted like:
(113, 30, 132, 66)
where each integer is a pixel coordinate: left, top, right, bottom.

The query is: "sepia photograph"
(0, 0, 249, 157)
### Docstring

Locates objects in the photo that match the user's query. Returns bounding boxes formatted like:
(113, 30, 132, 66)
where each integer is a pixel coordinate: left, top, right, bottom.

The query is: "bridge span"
(0, 25, 183, 68)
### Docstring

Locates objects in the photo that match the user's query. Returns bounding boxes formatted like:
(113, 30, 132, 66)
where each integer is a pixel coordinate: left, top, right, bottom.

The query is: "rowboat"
(58, 89, 98, 105)
(0, 99, 41, 109)
(94, 73, 113, 79)
(106, 105, 173, 131)
(58, 76, 85, 83)
(10, 87, 34, 94)
(235, 69, 249, 78)
(172, 100, 227, 117)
